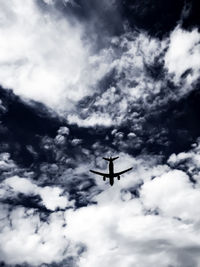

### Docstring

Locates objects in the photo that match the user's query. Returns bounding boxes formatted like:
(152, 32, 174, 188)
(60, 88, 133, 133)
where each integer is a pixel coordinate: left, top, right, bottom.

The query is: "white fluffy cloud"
(67, 33, 167, 127)
(63, 147, 200, 267)
(0, 205, 76, 265)
(67, 112, 113, 127)
(141, 170, 200, 221)
(0, 1, 199, 128)
(1, 146, 200, 266)
(0, 0, 112, 114)
(0, 175, 76, 265)
(165, 27, 200, 88)
(69, 27, 200, 127)
(1, 176, 73, 210)
(65, 183, 200, 267)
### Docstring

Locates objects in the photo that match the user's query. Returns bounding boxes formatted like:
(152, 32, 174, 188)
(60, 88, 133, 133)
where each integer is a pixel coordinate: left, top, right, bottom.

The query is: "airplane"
(90, 156, 132, 186)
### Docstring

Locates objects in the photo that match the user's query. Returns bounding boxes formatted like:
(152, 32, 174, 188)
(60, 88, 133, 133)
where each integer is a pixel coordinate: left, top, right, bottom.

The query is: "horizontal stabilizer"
(103, 156, 119, 161)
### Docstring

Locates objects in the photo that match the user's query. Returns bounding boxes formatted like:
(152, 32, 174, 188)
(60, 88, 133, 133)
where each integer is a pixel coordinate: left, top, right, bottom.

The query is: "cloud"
(1, 2, 200, 266)
(1, 176, 74, 211)
(68, 32, 167, 127)
(64, 147, 200, 267)
(0, 0, 112, 114)
(165, 27, 200, 88)
(69, 27, 200, 128)
(0, 0, 199, 131)
(1, 145, 200, 266)
(0, 153, 16, 173)
(0, 204, 80, 266)
(167, 139, 200, 183)
(67, 113, 113, 127)
(141, 169, 200, 221)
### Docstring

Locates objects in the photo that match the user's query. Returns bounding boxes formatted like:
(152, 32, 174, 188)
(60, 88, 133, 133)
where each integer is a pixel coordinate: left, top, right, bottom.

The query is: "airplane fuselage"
(109, 176, 114, 186)
(109, 161, 114, 185)
(109, 161, 114, 175)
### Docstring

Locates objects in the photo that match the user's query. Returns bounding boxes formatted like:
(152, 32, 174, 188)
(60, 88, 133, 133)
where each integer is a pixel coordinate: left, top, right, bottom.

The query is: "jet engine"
(103, 176, 106, 181)
(118, 176, 120, 180)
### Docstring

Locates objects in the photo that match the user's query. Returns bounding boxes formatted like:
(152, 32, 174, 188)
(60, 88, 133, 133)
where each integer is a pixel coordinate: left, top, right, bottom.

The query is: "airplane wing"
(90, 170, 109, 177)
(113, 167, 132, 177)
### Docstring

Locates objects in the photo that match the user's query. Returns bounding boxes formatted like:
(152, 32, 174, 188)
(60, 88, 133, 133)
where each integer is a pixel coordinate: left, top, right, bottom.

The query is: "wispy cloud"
(0, 0, 112, 114)
(165, 27, 200, 89)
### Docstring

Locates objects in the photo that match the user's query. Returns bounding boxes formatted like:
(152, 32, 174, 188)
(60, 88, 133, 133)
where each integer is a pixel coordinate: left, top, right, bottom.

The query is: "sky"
(0, 0, 200, 266)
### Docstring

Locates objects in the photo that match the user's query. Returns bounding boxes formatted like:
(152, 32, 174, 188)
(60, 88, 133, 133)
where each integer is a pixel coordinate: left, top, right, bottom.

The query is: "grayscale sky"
(0, 0, 200, 266)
